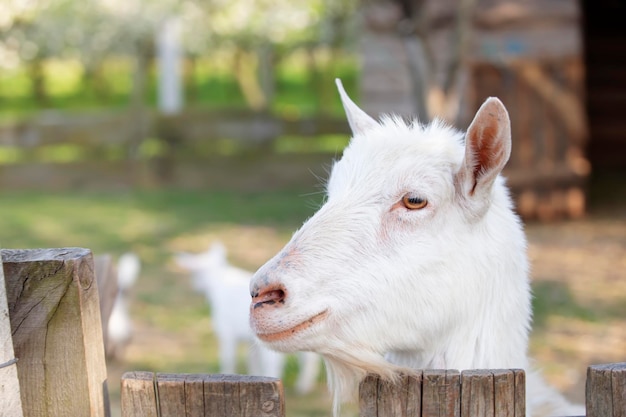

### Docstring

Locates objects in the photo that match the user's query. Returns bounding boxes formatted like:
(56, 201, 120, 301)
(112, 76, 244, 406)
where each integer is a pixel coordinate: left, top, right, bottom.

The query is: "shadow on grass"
(532, 280, 626, 329)
(533, 281, 597, 328)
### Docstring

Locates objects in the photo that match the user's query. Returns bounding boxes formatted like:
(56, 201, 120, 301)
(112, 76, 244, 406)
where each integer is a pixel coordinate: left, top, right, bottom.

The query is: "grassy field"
(1, 177, 625, 416)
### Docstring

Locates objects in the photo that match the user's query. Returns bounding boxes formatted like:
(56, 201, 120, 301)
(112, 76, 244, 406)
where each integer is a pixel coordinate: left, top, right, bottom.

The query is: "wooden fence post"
(121, 373, 285, 417)
(359, 369, 524, 417)
(586, 362, 626, 417)
(0, 253, 25, 417)
(423, 370, 460, 417)
(2, 248, 109, 417)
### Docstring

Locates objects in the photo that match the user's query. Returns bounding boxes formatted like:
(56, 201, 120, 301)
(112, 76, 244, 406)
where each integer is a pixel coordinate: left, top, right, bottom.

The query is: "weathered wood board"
(2, 248, 109, 417)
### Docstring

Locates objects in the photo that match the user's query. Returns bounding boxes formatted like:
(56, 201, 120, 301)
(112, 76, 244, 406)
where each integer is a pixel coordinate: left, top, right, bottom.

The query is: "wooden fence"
(0, 107, 589, 220)
(1, 248, 625, 417)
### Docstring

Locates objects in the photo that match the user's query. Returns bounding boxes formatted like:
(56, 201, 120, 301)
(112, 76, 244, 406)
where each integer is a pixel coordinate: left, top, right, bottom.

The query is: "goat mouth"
(256, 310, 328, 343)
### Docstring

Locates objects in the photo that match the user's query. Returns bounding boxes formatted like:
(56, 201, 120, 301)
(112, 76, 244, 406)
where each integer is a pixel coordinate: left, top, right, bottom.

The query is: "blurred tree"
(181, 0, 359, 111)
(0, 0, 359, 111)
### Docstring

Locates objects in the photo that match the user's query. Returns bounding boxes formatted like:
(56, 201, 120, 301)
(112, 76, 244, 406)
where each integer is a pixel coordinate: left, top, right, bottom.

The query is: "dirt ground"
(524, 196, 626, 404)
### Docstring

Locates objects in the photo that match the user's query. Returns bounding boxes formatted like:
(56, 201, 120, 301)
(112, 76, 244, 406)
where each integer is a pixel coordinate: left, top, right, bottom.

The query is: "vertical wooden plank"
(121, 371, 158, 417)
(445, 370, 461, 417)
(204, 374, 226, 417)
(423, 370, 460, 417)
(184, 374, 205, 417)
(461, 370, 494, 417)
(157, 373, 186, 417)
(203, 374, 284, 417)
(0, 254, 24, 417)
(238, 375, 284, 417)
(3, 248, 109, 417)
(587, 363, 626, 417)
(359, 373, 380, 417)
(587, 364, 614, 417)
(405, 372, 423, 417)
(223, 374, 242, 416)
(611, 363, 626, 417)
(512, 369, 525, 417)
(378, 374, 408, 417)
(422, 370, 445, 417)
(492, 370, 514, 417)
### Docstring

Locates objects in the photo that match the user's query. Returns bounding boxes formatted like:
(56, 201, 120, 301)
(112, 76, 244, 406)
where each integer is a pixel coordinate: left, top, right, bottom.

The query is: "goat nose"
(251, 285, 286, 309)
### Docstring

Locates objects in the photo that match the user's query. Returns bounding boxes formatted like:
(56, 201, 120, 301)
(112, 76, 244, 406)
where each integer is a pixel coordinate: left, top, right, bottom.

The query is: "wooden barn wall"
(359, 0, 589, 219)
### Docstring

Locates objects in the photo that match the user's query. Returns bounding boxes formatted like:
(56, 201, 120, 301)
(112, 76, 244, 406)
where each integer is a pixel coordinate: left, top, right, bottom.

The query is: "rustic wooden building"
(360, 0, 623, 220)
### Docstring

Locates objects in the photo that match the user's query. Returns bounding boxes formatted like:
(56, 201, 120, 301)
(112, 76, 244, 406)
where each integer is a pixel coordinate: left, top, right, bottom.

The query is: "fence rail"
(1, 248, 625, 417)
(359, 369, 525, 417)
(121, 372, 284, 417)
(0, 107, 589, 220)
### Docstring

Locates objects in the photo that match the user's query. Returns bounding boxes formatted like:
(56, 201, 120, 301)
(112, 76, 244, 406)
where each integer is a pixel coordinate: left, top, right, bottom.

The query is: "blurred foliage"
(0, 0, 360, 114)
(0, 50, 359, 117)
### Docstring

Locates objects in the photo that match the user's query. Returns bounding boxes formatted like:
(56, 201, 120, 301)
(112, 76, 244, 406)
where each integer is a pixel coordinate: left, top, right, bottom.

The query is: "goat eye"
(402, 195, 428, 210)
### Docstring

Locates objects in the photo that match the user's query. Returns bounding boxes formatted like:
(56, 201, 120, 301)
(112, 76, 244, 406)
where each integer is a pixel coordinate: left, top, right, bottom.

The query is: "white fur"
(107, 252, 141, 360)
(175, 242, 321, 394)
(249, 80, 585, 416)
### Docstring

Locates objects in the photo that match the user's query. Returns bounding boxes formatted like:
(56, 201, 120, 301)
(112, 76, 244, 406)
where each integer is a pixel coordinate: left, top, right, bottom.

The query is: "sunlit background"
(1, 0, 625, 416)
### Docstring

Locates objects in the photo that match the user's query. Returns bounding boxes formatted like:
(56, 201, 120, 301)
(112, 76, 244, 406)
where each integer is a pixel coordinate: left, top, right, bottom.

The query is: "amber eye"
(402, 195, 428, 210)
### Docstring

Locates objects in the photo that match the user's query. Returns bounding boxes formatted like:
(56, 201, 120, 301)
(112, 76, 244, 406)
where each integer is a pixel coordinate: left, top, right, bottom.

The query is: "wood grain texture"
(183, 374, 205, 417)
(121, 373, 284, 417)
(461, 370, 494, 417)
(0, 255, 24, 417)
(512, 369, 525, 417)
(378, 374, 408, 417)
(612, 363, 626, 417)
(157, 373, 186, 417)
(2, 248, 109, 417)
(492, 370, 514, 417)
(587, 362, 626, 417)
(423, 370, 461, 417)
(406, 372, 423, 417)
(359, 369, 523, 417)
(359, 373, 379, 417)
(121, 371, 158, 417)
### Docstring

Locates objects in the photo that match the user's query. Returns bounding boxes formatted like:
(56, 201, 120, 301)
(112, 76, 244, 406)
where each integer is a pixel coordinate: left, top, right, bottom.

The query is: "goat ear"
(457, 97, 511, 207)
(335, 78, 378, 135)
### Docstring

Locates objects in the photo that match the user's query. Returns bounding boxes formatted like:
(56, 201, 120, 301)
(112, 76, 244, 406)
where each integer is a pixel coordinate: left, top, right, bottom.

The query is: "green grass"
(0, 188, 322, 255)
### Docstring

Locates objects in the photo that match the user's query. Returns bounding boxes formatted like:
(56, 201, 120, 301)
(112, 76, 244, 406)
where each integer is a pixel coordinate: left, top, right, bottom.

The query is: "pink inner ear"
(471, 122, 506, 193)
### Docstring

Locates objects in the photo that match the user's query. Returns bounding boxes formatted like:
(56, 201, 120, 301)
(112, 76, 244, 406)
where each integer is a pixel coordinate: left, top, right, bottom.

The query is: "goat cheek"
(379, 213, 404, 242)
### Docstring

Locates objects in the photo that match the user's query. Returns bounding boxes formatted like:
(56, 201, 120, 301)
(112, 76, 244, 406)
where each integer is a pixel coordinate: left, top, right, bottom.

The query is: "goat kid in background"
(175, 242, 321, 395)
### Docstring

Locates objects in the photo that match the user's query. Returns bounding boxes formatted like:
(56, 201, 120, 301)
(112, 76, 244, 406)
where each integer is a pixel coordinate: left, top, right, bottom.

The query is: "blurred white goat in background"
(175, 242, 321, 395)
(106, 252, 141, 360)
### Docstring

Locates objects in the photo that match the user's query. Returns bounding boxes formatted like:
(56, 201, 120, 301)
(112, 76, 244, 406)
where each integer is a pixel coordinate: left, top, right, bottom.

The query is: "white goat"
(175, 242, 321, 394)
(249, 80, 585, 416)
(107, 252, 141, 360)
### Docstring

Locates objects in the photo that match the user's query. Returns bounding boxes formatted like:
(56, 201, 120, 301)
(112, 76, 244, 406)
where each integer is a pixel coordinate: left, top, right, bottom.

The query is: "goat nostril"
(252, 287, 286, 309)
